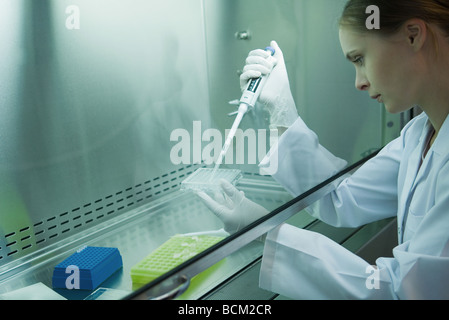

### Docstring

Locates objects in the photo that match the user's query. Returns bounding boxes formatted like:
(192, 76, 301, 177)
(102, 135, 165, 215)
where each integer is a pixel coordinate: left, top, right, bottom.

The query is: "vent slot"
(0, 164, 200, 265)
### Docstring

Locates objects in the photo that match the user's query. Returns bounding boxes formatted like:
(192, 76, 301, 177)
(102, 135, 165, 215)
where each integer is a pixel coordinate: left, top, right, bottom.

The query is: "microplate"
(130, 234, 224, 286)
(181, 168, 242, 192)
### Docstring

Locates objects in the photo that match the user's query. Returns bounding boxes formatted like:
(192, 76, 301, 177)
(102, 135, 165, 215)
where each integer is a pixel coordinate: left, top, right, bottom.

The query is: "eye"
(352, 56, 364, 66)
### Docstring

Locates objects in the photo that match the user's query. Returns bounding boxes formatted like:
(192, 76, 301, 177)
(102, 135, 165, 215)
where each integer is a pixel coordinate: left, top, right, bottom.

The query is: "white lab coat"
(258, 112, 449, 299)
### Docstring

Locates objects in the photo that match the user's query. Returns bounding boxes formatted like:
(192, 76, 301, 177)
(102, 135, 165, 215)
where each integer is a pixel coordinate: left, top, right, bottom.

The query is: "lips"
(371, 94, 383, 103)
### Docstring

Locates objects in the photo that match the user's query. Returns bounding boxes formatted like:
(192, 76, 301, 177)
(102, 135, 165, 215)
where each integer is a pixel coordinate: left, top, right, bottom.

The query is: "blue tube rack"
(52, 246, 122, 291)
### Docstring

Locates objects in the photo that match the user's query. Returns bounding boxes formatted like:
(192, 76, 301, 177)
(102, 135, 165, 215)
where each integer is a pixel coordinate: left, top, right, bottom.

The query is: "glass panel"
(126, 153, 376, 300)
(0, 0, 402, 300)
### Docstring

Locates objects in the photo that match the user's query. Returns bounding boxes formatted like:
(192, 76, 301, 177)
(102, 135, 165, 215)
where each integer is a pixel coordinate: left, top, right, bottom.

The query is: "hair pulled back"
(340, 0, 449, 37)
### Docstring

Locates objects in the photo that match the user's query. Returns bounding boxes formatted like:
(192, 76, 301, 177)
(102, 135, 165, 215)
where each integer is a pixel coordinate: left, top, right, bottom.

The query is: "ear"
(403, 19, 427, 51)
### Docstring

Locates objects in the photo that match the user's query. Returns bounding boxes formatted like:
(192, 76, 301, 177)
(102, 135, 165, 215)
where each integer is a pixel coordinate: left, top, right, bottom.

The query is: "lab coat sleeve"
(306, 139, 401, 227)
(259, 117, 348, 195)
(260, 117, 401, 228)
(259, 224, 395, 299)
(260, 162, 449, 300)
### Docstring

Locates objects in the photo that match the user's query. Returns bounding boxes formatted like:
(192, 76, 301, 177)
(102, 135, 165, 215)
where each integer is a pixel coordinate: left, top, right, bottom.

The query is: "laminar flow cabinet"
(0, 0, 401, 300)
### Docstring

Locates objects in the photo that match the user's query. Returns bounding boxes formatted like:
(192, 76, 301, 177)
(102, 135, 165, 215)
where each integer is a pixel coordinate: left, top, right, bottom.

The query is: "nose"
(355, 69, 370, 91)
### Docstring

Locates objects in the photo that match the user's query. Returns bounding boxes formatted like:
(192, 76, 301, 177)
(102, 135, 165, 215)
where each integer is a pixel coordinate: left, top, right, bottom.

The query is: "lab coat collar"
(397, 113, 435, 244)
(430, 112, 449, 157)
(397, 112, 449, 244)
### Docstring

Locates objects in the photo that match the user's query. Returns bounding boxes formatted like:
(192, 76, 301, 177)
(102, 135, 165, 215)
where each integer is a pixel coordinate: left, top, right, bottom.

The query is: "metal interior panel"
(0, 0, 211, 264)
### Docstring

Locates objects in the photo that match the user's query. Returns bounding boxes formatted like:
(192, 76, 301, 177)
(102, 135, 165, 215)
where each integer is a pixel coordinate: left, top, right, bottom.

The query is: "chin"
(384, 102, 412, 115)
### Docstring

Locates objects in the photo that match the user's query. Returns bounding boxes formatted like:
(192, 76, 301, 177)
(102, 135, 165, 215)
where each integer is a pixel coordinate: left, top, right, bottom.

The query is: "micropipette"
(211, 46, 276, 179)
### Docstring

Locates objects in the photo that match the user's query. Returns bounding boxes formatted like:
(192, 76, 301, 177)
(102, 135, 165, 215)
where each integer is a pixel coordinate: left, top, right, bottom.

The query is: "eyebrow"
(345, 50, 358, 61)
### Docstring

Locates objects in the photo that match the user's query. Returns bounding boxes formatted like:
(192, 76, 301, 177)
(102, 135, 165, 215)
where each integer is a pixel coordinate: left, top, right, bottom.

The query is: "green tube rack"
(130, 234, 224, 288)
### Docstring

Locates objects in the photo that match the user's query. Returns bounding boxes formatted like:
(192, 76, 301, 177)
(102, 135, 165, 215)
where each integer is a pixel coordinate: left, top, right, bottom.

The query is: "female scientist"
(198, 0, 449, 299)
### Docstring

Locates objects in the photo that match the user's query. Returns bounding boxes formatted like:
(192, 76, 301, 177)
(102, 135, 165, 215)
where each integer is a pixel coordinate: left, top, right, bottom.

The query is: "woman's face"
(339, 27, 420, 114)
